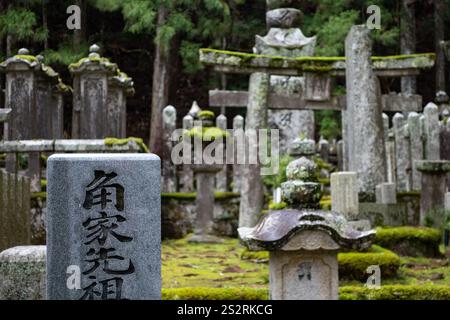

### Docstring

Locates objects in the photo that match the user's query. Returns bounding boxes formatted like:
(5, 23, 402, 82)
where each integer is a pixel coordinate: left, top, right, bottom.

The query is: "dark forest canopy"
(0, 0, 449, 143)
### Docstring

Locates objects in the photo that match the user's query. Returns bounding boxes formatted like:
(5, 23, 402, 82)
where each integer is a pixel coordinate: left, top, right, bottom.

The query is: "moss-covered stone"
(197, 110, 215, 120)
(161, 285, 450, 300)
(14, 54, 39, 63)
(199, 48, 435, 74)
(374, 227, 442, 258)
(162, 287, 268, 300)
(416, 160, 450, 173)
(186, 126, 229, 141)
(338, 245, 400, 280)
(104, 137, 150, 153)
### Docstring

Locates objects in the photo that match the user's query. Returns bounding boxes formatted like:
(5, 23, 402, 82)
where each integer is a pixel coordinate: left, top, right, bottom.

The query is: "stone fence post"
(162, 105, 177, 193)
(216, 114, 228, 192)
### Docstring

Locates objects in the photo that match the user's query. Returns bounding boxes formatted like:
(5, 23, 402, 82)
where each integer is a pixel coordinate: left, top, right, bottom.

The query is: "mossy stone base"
(374, 227, 442, 258)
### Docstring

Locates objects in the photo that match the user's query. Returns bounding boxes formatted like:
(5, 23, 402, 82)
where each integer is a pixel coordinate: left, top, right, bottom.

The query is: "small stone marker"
(46, 154, 161, 300)
(330, 172, 359, 221)
(0, 246, 46, 300)
(375, 183, 397, 205)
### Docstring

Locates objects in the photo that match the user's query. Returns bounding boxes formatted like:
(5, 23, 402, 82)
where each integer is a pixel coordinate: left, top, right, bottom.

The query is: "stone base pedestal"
(269, 250, 338, 300)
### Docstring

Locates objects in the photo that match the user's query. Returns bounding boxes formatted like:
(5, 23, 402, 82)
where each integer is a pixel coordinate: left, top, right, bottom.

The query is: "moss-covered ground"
(162, 237, 450, 289)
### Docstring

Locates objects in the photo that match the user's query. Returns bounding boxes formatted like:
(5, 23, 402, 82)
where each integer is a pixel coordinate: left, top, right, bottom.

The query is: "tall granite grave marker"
(47, 154, 161, 300)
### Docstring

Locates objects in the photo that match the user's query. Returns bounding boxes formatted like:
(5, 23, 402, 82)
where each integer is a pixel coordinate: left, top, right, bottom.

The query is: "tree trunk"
(73, 0, 87, 46)
(149, 5, 171, 156)
(400, 0, 416, 94)
(435, 0, 446, 92)
(5, 3, 14, 57)
(42, 2, 49, 50)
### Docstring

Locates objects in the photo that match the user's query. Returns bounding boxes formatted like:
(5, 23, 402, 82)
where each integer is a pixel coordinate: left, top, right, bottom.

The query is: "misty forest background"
(0, 0, 449, 155)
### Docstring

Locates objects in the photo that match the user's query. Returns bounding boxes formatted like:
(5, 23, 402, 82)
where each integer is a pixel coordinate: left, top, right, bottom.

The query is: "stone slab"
(46, 154, 161, 300)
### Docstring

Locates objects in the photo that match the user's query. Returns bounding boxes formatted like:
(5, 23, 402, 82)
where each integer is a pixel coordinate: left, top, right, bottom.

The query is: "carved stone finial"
(89, 44, 101, 58)
(281, 156, 321, 209)
(18, 48, 30, 55)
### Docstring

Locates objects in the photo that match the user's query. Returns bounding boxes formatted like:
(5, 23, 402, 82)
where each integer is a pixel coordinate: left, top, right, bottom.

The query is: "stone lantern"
(0, 49, 69, 190)
(239, 155, 375, 300)
(188, 110, 228, 243)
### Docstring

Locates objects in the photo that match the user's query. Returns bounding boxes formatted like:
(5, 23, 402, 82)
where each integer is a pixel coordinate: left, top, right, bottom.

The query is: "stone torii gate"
(200, 2, 435, 228)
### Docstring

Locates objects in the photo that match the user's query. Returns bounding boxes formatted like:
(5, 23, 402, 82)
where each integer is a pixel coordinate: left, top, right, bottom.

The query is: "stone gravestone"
(0, 246, 46, 300)
(416, 160, 450, 228)
(70, 45, 117, 139)
(345, 25, 387, 200)
(46, 154, 161, 300)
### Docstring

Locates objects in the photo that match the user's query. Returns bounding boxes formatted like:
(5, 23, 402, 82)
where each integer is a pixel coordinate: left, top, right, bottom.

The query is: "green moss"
(104, 137, 150, 153)
(162, 287, 268, 300)
(40, 179, 47, 191)
(320, 195, 332, 210)
(162, 192, 239, 201)
(200, 49, 435, 73)
(186, 127, 229, 141)
(31, 192, 47, 200)
(198, 110, 215, 120)
(338, 245, 400, 280)
(69, 56, 117, 71)
(375, 227, 441, 247)
(268, 201, 287, 211)
(371, 53, 436, 61)
(162, 238, 268, 289)
(340, 285, 450, 300)
(14, 54, 38, 62)
(397, 191, 421, 198)
(161, 285, 450, 300)
(241, 245, 400, 280)
(241, 249, 269, 261)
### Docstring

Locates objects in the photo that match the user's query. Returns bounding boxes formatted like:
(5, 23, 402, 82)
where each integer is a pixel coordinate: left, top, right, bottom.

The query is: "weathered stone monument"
(344, 25, 386, 200)
(239, 154, 375, 300)
(330, 172, 359, 221)
(0, 49, 69, 191)
(46, 154, 161, 300)
(416, 160, 450, 228)
(70, 44, 134, 139)
(187, 111, 226, 243)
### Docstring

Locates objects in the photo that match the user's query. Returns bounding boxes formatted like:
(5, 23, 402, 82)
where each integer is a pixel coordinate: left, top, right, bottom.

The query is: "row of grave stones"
(0, 140, 375, 300)
(0, 45, 134, 191)
(382, 98, 450, 193)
